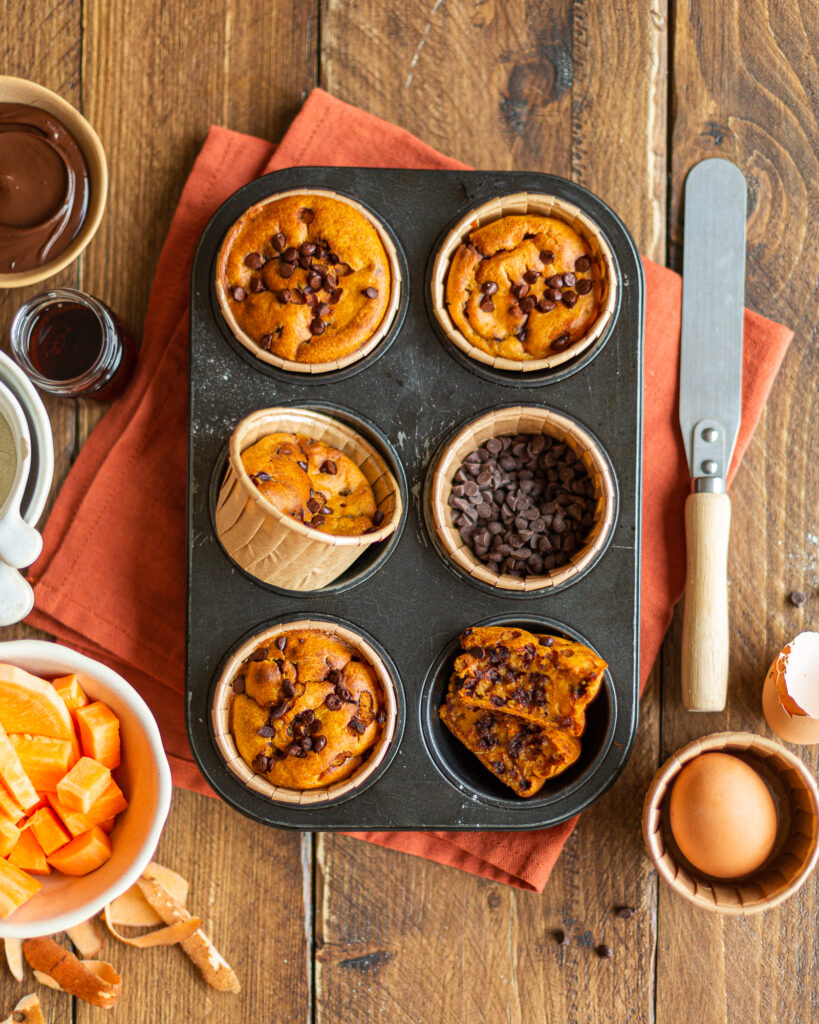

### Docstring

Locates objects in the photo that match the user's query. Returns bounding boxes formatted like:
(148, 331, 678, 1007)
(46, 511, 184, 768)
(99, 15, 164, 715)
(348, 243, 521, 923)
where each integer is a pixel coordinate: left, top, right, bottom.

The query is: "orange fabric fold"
(27, 89, 792, 892)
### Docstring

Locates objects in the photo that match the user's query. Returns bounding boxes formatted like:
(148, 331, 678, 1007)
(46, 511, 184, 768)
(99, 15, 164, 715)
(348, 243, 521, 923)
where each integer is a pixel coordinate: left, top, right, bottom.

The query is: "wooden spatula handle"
(681, 490, 731, 711)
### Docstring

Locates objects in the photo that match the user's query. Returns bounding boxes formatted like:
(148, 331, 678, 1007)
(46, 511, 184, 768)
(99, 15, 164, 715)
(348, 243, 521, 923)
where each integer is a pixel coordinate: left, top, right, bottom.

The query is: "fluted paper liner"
(430, 191, 617, 372)
(642, 732, 819, 915)
(215, 407, 402, 591)
(216, 188, 402, 373)
(429, 405, 616, 593)
(210, 620, 399, 805)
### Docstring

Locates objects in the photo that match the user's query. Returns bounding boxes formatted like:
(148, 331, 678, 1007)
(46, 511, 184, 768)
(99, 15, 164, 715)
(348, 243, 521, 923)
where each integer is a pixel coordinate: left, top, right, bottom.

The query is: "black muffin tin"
(186, 167, 643, 830)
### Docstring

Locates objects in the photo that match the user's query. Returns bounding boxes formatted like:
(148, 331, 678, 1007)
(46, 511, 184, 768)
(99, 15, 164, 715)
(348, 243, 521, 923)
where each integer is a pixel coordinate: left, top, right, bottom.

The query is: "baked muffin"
(445, 214, 601, 361)
(230, 628, 386, 790)
(217, 193, 392, 364)
(453, 626, 606, 737)
(240, 432, 381, 536)
(440, 682, 581, 797)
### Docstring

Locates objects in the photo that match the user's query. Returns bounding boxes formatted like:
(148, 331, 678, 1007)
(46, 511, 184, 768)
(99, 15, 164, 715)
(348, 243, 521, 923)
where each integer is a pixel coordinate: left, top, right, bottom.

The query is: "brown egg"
(669, 752, 778, 879)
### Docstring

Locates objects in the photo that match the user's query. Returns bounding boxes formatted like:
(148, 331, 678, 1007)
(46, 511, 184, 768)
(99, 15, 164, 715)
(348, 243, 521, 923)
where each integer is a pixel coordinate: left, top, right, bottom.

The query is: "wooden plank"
(659, 3, 819, 1022)
(318, 2, 666, 1021)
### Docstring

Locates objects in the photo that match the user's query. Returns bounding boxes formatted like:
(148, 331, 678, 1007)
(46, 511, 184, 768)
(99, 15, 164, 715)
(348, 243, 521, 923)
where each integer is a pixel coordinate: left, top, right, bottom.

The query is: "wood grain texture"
(659, 2, 819, 1021)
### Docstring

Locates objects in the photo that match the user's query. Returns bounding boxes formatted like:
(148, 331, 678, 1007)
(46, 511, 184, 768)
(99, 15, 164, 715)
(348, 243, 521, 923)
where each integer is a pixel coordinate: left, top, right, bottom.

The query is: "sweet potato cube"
(75, 701, 120, 770)
(52, 673, 89, 716)
(85, 777, 128, 827)
(0, 813, 21, 857)
(0, 722, 39, 812)
(0, 781, 23, 824)
(9, 827, 50, 875)
(46, 792, 91, 837)
(56, 757, 111, 815)
(9, 734, 76, 792)
(47, 826, 111, 876)
(98, 816, 116, 834)
(27, 807, 70, 856)
(0, 856, 42, 917)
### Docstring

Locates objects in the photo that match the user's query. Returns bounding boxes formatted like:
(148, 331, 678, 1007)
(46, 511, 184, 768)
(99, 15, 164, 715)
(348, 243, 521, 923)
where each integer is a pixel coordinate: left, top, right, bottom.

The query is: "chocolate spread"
(0, 103, 90, 273)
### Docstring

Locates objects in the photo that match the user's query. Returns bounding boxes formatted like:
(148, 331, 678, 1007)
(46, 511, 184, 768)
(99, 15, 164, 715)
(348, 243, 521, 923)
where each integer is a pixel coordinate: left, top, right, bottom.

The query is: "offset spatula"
(679, 158, 747, 711)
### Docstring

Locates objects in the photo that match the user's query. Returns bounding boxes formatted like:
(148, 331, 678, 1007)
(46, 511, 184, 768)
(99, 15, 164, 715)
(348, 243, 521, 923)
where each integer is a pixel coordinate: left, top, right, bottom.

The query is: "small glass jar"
(9, 288, 138, 401)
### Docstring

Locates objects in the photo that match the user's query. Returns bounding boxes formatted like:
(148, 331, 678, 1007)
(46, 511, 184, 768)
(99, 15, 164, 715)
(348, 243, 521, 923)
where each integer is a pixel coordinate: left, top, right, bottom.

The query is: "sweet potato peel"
(103, 902, 201, 947)
(22, 937, 121, 1009)
(66, 919, 103, 958)
(135, 876, 240, 993)
(3, 938, 23, 982)
(1, 992, 45, 1024)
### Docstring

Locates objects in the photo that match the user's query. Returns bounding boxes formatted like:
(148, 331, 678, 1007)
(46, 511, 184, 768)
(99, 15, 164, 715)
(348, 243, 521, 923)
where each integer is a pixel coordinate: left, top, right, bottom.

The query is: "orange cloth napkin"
(27, 89, 792, 892)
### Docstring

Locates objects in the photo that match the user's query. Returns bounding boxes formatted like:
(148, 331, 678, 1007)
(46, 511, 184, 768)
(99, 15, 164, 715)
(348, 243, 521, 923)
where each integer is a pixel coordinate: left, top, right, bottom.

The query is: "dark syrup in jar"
(29, 303, 103, 381)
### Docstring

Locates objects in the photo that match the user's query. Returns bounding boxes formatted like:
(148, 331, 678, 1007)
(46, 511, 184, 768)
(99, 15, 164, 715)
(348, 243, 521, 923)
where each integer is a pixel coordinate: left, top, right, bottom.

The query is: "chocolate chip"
(252, 754, 269, 773)
(307, 498, 321, 514)
(300, 208, 315, 223)
(327, 287, 343, 304)
(245, 252, 263, 269)
(270, 700, 289, 719)
(257, 725, 274, 737)
(299, 254, 312, 269)
(276, 289, 291, 304)
(537, 298, 556, 313)
(576, 278, 593, 295)
(313, 734, 327, 753)
(231, 286, 247, 301)
(551, 333, 572, 351)
(523, 270, 540, 283)
(362, 286, 378, 299)
(320, 460, 337, 474)
(479, 297, 495, 313)
(575, 255, 591, 272)
(562, 290, 578, 308)
(310, 318, 326, 335)
(597, 944, 613, 959)
(563, 272, 577, 287)
(308, 273, 322, 291)
(290, 288, 306, 303)
(519, 296, 536, 313)
(539, 250, 555, 264)
(337, 262, 353, 276)
(300, 736, 313, 751)
(279, 262, 295, 278)
(311, 514, 326, 527)
(233, 674, 245, 694)
(372, 509, 385, 526)
(325, 693, 342, 711)
(789, 590, 806, 606)
(348, 717, 366, 735)
(249, 648, 269, 662)
(545, 287, 562, 301)
(482, 280, 498, 295)
(511, 283, 529, 299)
(272, 232, 286, 252)
(317, 302, 330, 317)
(300, 242, 316, 256)
(615, 906, 635, 919)
(282, 247, 299, 263)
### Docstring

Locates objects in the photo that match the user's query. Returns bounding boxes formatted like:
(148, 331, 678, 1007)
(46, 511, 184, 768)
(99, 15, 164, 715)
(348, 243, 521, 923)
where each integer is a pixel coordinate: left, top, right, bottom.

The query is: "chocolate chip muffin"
(217, 192, 392, 365)
(240, 432, 381, 536)
(453, 626, 606, 737)
(440, 681, 581, 797)
(230, 628, 386, 790)
(445, 214, 601, 361)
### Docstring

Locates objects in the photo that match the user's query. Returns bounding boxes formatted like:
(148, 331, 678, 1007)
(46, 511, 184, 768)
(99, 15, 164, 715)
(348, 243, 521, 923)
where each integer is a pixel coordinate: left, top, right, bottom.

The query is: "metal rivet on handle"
(701, 459, 718, 474)
(701, 427, 718, 443)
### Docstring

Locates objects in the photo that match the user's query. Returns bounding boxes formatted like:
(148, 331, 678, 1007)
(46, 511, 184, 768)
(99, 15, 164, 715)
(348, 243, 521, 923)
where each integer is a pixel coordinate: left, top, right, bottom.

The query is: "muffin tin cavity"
(213, 188, 408, 383)
(188, 167, 643, 831)
(420, 616, 616, 810)
(425, 405, 617, 596)
(428, 192, 619, 386)
(210, 617, 403, 809)
(212, 404, 406, 594)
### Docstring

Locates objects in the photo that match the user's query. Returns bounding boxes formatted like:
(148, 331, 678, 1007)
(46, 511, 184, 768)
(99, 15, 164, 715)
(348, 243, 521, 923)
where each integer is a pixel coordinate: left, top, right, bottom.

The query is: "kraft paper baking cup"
(428, 405, 616, 593)
(643, 732, 819, 915)
(210, 619, 399, 806)
(215, 188, 402, 374)
(430, 191, 617, 372)
(214, 407, 402, 592)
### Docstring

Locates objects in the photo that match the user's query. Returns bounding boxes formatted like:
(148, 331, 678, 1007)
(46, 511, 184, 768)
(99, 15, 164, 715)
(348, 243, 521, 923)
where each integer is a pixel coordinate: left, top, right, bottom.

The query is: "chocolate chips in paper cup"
(428, 405, 617, 594)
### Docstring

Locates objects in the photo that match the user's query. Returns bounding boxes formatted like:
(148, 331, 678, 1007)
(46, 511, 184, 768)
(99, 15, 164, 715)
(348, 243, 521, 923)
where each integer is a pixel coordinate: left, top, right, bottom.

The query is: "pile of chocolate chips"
(447, 433, 596, 577)
(229, 206, 380, 345)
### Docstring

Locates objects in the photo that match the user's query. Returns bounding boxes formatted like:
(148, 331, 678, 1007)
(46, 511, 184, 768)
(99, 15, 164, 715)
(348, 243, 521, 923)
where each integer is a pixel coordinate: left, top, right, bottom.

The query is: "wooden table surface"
(2, 1, 818, 1021)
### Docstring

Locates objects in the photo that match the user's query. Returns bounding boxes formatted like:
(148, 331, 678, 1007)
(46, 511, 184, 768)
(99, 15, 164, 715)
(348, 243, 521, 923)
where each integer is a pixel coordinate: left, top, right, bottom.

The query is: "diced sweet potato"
(9, 827, 50, 875)
(27, 807, 70, 856)
(52, 673, 89, 716)
(86, 777, 128, 826)
(47, 826, 111, 876)
(0, 663, 75, 741)
(0, 856, 42, 918)
(56, 757, 111, 815)
(9, 734, 77, 792)
(0, 781, 23, 824)
(75, 702, 121, 770)
(0, 813, 21, 857)
(98, 816, 116, 834)
(46, 792, 91, 838)
(0, 723, 39, 812)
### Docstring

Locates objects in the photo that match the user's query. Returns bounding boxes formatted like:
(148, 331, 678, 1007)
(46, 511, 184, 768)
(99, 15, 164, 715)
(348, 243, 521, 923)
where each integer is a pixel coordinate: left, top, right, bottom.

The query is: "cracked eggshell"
(762, 632, 819, 745)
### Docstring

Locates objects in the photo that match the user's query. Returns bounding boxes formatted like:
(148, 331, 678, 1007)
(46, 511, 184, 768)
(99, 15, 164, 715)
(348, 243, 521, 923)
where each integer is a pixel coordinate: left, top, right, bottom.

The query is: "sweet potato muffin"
(230, 628, 386, 790)
(240, 432, 381, 536)
(445, 214, 601, 361)
(217, 193, 392, 364)
(453, 626, 606, 737)
(440, 682, 581, 797)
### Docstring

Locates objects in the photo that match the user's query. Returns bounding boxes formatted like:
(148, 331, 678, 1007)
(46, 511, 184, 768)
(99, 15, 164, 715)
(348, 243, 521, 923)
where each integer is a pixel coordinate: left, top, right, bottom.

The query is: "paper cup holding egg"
(643, 732, 819, 914)
(214, 407, 404, 592)
(762, 632, 819, 745)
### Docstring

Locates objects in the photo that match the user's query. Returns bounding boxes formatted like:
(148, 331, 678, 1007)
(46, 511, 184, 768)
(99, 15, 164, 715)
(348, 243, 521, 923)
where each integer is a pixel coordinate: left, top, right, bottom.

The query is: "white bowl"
(0, 351, 53, 528)
(0, 640, 172, 938)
